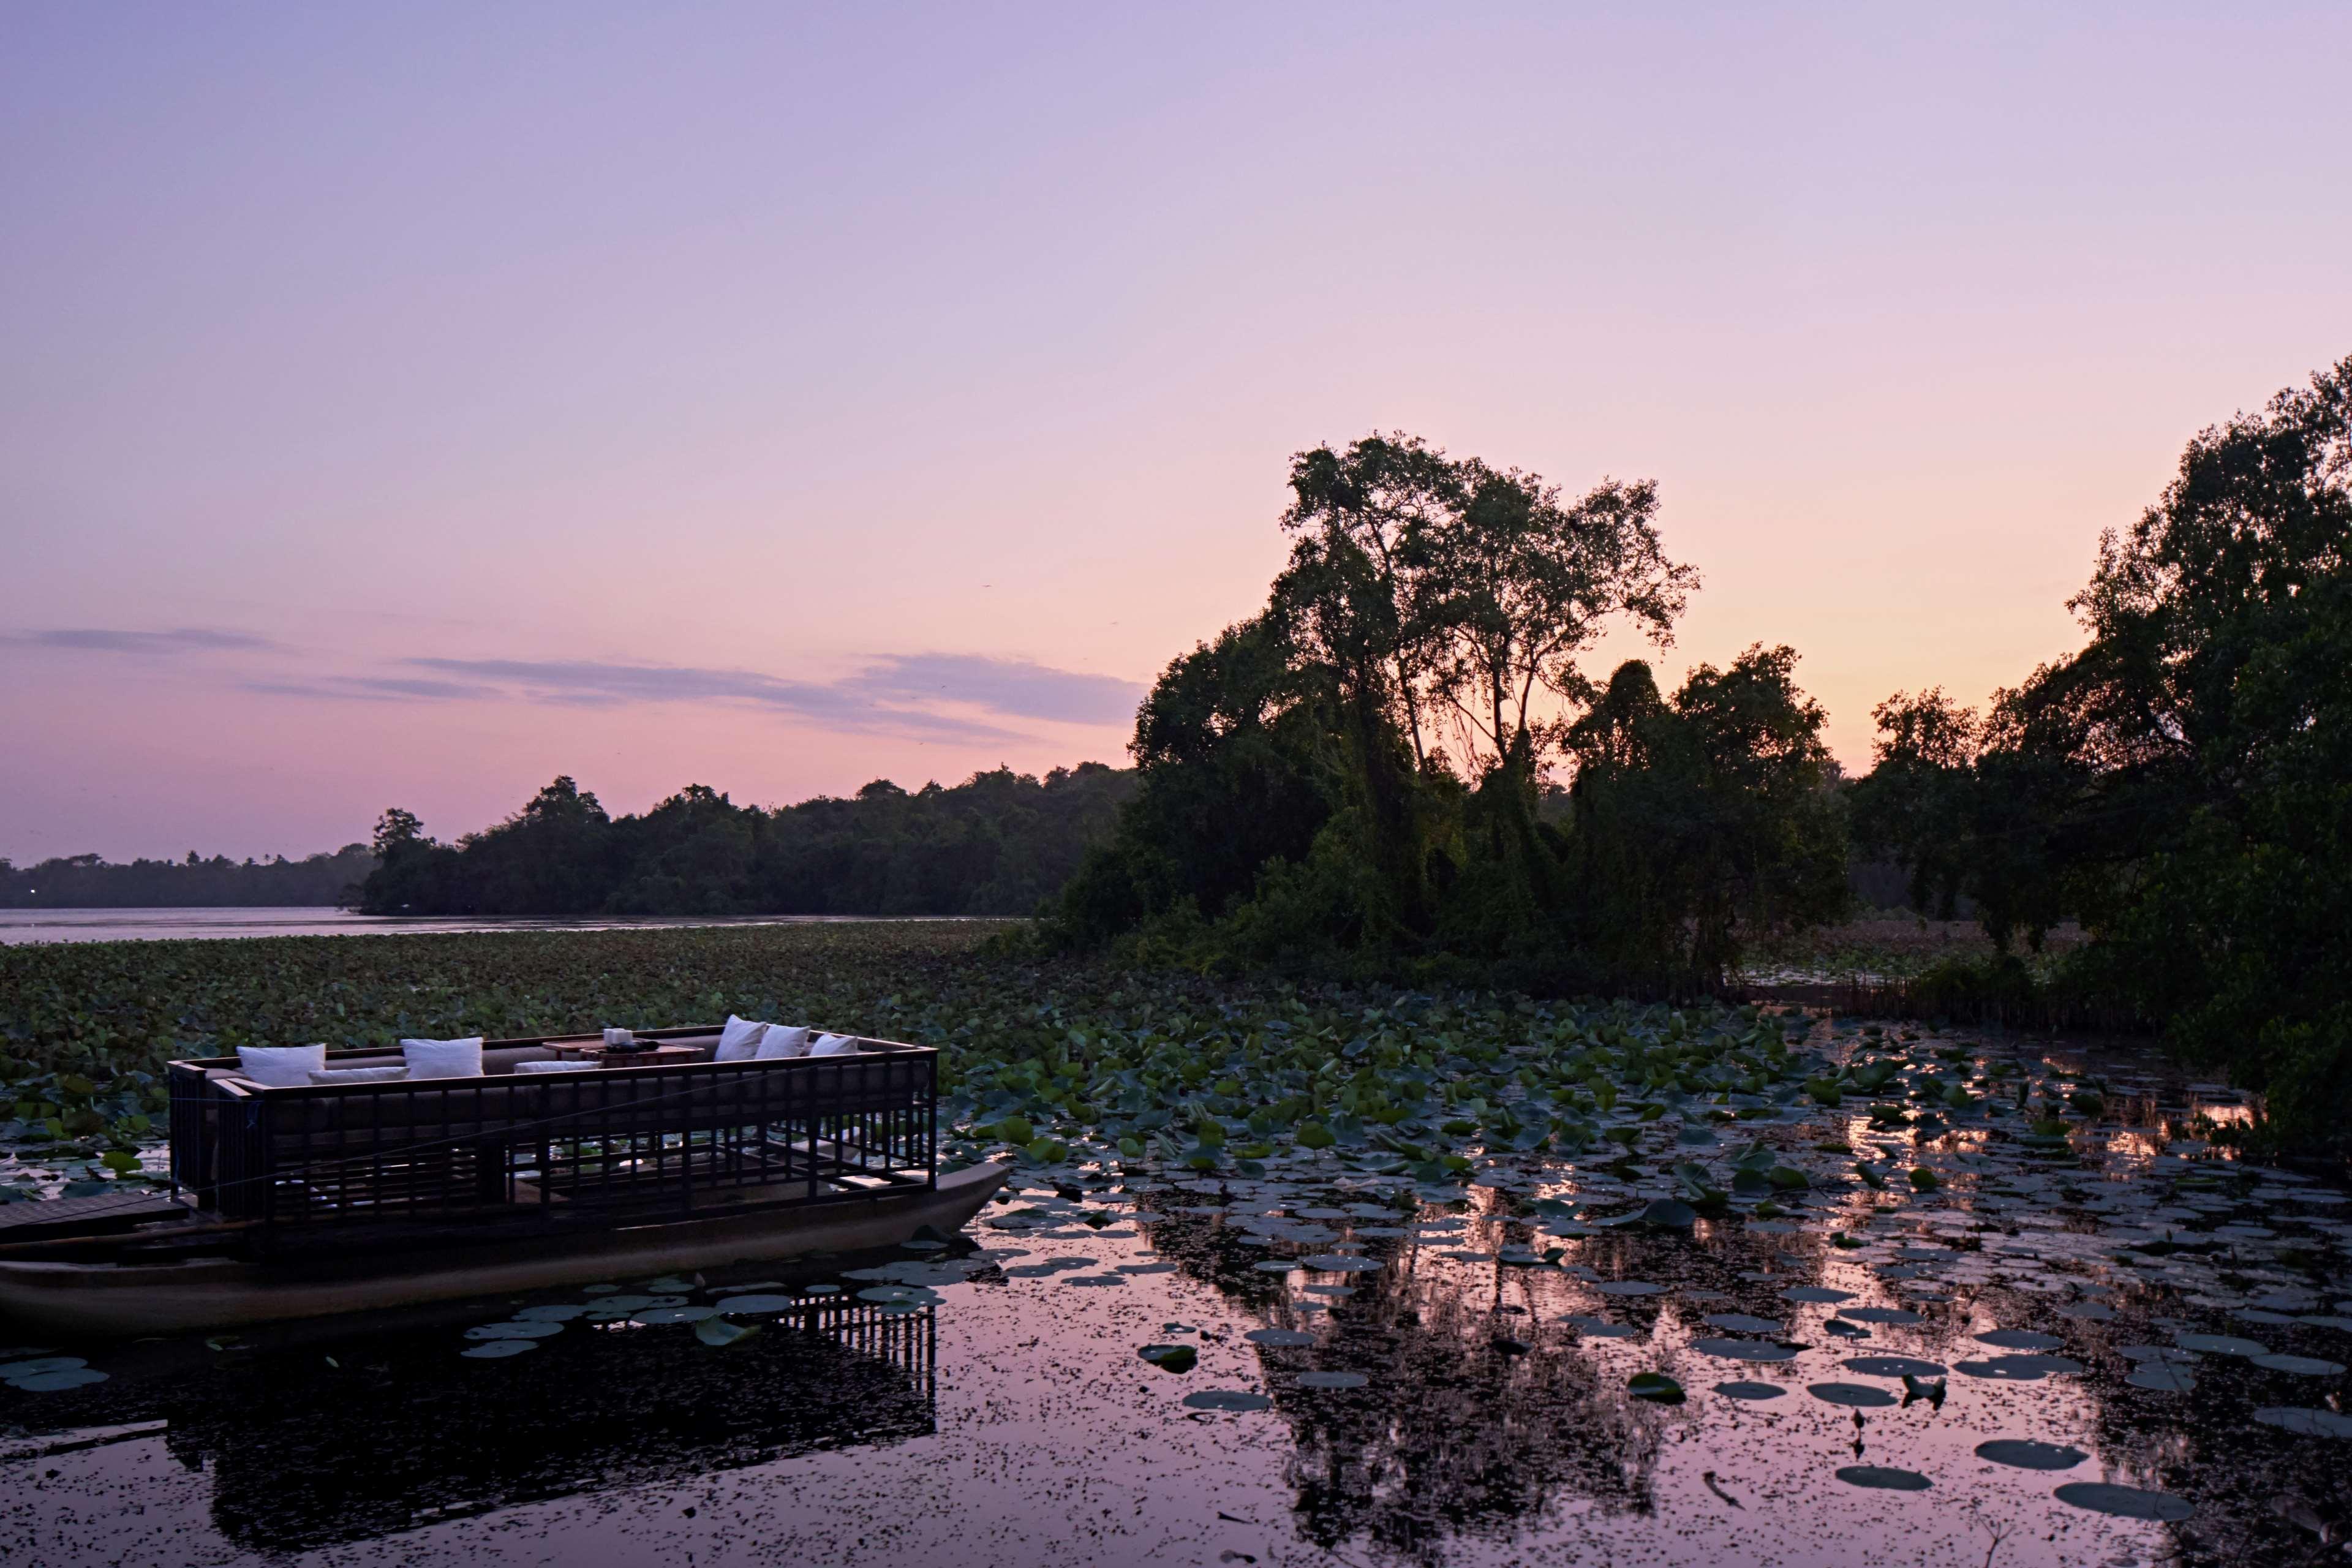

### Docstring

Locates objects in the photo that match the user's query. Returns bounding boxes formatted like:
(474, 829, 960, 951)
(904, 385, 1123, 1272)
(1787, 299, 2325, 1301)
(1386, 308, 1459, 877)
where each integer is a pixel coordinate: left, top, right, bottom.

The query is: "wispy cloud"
(846, 654, 1145, 726)
(391, 656, 1049, 742)
(243, 675, 506, 703)
(7, 627, 277, 654)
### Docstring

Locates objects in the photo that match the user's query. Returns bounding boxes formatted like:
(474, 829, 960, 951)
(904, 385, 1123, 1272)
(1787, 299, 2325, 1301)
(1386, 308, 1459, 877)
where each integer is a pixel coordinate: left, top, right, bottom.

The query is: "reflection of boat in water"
(0, 1026, 1008, 1336)
(17, 1299, 939, 1555)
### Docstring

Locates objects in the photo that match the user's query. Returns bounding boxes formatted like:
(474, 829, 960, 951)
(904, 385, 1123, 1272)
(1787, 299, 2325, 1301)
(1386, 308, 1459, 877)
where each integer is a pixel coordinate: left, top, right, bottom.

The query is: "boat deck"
(0, 1191, 195, 1242)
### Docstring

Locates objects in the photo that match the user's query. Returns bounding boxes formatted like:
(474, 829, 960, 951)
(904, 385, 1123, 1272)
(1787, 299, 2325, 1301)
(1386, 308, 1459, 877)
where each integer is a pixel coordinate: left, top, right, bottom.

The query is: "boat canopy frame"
(167, 1027, 938, 1235)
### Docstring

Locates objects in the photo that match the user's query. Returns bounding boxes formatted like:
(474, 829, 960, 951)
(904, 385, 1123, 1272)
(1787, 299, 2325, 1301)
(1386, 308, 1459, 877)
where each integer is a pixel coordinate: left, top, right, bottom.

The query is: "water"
(0, 908, 952, 946)
(3, 1032, 2346, 1567)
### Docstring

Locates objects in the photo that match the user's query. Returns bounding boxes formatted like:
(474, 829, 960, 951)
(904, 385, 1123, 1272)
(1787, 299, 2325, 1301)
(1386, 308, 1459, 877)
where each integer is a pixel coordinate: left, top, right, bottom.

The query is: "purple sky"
(5, 4, 2349, 861)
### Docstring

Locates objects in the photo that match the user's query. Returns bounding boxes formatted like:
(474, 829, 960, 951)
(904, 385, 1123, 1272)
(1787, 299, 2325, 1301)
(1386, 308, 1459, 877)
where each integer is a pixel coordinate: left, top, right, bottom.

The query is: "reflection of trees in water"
(1143, 1201, 1669, 1568)
(157, 1302, 935, 1553)
(1273, 1266, 1666, 1568)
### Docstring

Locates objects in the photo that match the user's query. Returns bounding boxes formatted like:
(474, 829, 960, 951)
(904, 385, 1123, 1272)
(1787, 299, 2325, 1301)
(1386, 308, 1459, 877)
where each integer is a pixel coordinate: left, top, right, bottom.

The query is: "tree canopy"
(1054, 432, 1845, 992)
(361, 764, 1136, 918)
(1850, 353, 2352, 1147)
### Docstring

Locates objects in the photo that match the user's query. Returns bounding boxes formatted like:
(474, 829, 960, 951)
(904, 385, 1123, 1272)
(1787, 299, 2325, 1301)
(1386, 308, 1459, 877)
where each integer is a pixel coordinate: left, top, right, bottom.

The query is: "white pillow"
(715, 1014, 770, 1062)
(237, 1044, 326, 1087)
(755, 1025, 812, 1060)
(807, 1033, 860, 1057)
(241, 1048, 329, 1086)
(515, 1059, 595, 1074)
(307, 1065, 407, 1087)
(401, 1036, 485, 1079)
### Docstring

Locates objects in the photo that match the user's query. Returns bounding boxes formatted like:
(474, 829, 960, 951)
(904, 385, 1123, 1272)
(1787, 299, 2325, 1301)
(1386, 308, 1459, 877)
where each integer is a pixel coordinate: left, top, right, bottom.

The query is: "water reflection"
(21, 1301, 935, 1553)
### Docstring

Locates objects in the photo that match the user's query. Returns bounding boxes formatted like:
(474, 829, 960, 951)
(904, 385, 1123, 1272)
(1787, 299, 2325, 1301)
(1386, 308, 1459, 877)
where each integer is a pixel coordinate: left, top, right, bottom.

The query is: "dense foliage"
(1, 919, 2074, 1199)
(1054, 434, 1849, 993)
(0, 846, 376, 908)
(1851, 355, 2352, 1151)
(360, 764, 1134, 917)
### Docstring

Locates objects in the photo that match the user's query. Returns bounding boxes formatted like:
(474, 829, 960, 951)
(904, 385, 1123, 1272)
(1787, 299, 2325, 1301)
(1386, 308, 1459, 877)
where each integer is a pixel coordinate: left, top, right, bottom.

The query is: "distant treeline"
(360, 765, 1136, 918)
(0, 846, 377, 908)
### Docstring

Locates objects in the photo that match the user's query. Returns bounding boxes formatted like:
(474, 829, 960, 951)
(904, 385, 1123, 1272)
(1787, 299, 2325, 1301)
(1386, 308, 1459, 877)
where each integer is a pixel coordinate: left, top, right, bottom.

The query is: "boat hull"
(0, 1161, 1010, 1339)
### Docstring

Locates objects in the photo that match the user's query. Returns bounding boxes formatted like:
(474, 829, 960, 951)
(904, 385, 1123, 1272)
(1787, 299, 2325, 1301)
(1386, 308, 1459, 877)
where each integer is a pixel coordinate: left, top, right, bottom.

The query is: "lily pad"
(1692, 1338, 1797, 1362)
(1975, 1440, 2086, 1470)
(1296, 1370, 1368, 1389)
(695, 1317, 759, 1347)
(459, 1340, 537, 1359)
(2125, 1363, 2198, 1393)
(2249, 1354, 2345, 1376)
(1713, 1380, 1787, 1400)
(0, 1356, 86, 1379)
(1640, 1199, 1698, 1229)
(1810, 1381, 1898, 1408)
(1975, 1329, 2064, 1351)
(2176, 1332, 2267, 1357)
(1566, 1316, 1642, 1339)
(2053, 1482, 2192, 1521)
(1955, 1354, 2082, 1381)
(1836, 1465, 1931, 1491)
(7, 1368, 108, 1390)
(1781, 1286, 1855, 1303)
(2253, 1406, 2352, 1438)
(1840, 1307, 1924, 1325)
(1251, 1260, 1303, 1273)
(1182, 1389, 1272, 1412)
(1703, 1314, 1784, 1335)
(1139, 1344, 1199, 1373)
(1842, 1356, 1947, 1379)
(633, 1305, 717, 1324)
(465, 1321, 564, 1340)
(1628, 1371, 1684, 1403)
(1593, 1281, 1666, 1297)
(1301, 1254, 1382, 1273)
(1245, 1327, 1316, 1348)
(714, 1294, 798, 1314)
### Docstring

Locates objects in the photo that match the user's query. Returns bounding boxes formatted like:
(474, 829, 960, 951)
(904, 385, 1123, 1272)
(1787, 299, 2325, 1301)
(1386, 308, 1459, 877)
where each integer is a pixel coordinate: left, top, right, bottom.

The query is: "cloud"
(233, 649, 1142, 744)
(401, 657, 1031, 742)
(242, 676, 506, 703)
(846, 654, 1146, 726)
(8, 627, 277, 654)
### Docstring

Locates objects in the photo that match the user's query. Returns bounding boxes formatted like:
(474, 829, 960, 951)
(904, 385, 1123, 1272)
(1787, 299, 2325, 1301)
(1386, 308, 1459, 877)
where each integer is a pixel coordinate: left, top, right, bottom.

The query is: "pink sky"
(5, 4, 2349, 861)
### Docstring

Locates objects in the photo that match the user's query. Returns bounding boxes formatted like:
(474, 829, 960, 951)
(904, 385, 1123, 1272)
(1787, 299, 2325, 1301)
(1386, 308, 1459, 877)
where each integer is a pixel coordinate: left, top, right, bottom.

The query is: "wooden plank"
(0, 1191, 195, 1239)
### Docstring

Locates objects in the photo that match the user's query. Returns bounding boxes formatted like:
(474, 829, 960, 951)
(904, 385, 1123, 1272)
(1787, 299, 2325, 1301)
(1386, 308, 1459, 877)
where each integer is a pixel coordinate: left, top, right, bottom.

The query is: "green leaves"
(1627, 1371, 1684, 1403)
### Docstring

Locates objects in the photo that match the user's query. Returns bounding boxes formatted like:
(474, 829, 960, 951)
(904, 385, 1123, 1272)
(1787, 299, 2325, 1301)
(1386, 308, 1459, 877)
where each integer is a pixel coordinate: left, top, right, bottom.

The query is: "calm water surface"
(3, 1030, 2348, 1567)
(0, 908, 956, 946)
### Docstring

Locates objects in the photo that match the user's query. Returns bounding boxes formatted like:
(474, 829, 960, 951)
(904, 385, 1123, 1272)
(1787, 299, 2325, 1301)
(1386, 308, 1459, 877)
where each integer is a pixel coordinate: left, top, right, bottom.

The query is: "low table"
(547, 1042, 706, 1068)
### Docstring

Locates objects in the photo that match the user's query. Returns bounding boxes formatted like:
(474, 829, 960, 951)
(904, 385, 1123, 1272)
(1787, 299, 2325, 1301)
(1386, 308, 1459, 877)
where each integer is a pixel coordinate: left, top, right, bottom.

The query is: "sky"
(4, 3, 2348, 862)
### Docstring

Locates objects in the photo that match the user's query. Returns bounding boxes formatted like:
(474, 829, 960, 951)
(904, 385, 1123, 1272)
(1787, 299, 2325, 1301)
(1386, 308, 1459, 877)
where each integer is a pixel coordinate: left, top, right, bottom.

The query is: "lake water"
(0, 908, 949, 946)
(3, 1025, 2346, 1567)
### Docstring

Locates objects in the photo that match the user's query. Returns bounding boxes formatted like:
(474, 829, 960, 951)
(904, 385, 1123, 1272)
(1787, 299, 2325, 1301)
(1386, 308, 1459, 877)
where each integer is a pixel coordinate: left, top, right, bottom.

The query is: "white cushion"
(715, 1014, 769, 1062)
(514, 1059, 595, 1074)
(401, 1036, 485, 1079)
(237, 1044, 327, 1087)
(755, 1025, 813, 1060)
(307, 1065, 407, 1087)
(807, 1033, 860, 1057)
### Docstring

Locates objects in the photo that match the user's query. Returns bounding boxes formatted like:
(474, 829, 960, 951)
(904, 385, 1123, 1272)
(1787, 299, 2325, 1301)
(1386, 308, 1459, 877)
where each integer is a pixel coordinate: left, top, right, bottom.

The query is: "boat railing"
(167, 1035, 937, 1231)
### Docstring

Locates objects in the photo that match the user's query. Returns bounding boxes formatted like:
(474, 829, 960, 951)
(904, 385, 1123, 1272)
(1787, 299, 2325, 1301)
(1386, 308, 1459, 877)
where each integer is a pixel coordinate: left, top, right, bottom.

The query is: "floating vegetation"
(1974, 1440, 2086, 1470)
(1835, 1466, 1930, 1491)
(1627, 1372, 1684, 1404)
(2053, 1482, 2193, 1521)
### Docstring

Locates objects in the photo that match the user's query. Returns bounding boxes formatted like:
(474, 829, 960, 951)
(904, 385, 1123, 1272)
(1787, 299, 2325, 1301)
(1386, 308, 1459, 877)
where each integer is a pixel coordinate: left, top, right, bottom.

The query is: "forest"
(359, 763, 1133, 918)
(0, 846, 377, 908)
(360, 356, 2350, 1147)
(1052, 356, 2351, 1148)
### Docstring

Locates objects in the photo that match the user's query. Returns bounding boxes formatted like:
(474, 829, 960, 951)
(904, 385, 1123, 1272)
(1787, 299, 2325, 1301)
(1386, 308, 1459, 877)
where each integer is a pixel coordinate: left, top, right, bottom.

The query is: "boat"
(0, 1024, 1009, 1337)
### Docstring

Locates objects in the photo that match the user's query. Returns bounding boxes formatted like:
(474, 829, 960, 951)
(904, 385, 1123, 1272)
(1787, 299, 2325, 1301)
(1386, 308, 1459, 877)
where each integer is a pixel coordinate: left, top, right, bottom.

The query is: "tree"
(1855, 353, 2352, 1147)
(1421, 467, 1694, 778)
